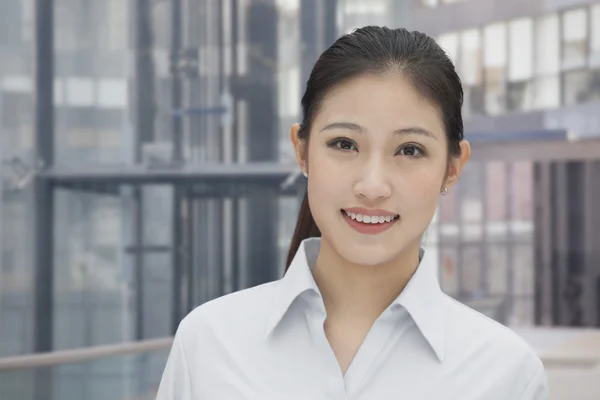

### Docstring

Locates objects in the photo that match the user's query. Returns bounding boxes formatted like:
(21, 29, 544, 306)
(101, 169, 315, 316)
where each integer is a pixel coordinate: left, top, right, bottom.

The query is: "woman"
(156, 26, 548, 399)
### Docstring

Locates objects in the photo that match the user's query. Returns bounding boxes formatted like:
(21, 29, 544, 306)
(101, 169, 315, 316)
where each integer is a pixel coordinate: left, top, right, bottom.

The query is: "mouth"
(340, 209, 400, 235)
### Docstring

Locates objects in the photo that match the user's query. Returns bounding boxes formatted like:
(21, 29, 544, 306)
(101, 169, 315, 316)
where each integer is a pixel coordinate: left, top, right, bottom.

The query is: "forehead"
(314, 72, 445, 138)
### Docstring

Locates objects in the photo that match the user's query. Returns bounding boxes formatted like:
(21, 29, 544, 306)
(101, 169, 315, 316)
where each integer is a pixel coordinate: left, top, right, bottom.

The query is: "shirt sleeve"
(519, 362, 549, 400)
(156, 334, 193, 400)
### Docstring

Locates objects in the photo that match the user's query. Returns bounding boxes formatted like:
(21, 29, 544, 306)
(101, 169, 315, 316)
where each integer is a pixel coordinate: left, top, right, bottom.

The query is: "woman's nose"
(353, 158, 392, 201)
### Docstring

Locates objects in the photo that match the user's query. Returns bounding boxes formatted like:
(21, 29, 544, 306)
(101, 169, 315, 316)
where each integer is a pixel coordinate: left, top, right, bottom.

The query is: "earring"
(302, 171, 308, 178)
(441, 187, 448, 196)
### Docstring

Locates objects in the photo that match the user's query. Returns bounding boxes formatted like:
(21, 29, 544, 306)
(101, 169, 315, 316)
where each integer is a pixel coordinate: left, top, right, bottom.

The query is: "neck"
(312, 238, 422, 323)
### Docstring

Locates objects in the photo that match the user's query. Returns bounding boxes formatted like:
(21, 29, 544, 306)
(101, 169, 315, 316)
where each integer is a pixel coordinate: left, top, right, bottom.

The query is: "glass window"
(590, 4, 600, 67)
(106, 0, 127, 51)
(508, 18, 533, 111)
(588, 69, 600, 102)
(53, 189, 135, 349)
(533, 76, 560, 109)
(460, 161, 483, 222)
(486, 162, 508, 222)
(510, 161, 533, 224)
(459, 29, 482, 86)
(460, 29, 484, 116)
(536, 14, 560, 76)
(564, 69, 593, 105)
(513, 244, 534, 296)
(533, 14, 560, 109)
(483, 23, 507, 115)
(437, 32, 459, 66)
(488, 244, 508, 295)
(562, 8, 588, 70)
(508, 18, 533, 81)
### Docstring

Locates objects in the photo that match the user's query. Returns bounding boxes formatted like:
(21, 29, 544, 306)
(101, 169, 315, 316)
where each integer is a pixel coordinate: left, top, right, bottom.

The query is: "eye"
(328, 138, 358, 152)
(397, 144, 424, 157)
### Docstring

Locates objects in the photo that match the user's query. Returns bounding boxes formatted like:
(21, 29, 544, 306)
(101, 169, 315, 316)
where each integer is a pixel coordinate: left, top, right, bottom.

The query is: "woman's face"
(291, 72, 469, 267)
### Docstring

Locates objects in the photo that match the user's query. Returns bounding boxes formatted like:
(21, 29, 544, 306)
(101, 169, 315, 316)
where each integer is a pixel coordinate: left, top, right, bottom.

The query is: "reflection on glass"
(591, 5, 600, 68)
(535, 14, 560, 76)
(564, 70, 593, 105)
(508, 18, 533, 111)
(562, 8, 588, 70)
(483, 23, 507, 115)
(533, 76, 560, 110)
(0, 190, 34, 357)
(533, 14, 560, 109)
(460, 29, 483, 117)
(53, 0, 166, 166)
(0, 0, 36, 358)
(460, 29, 482, 79)
(142, 253, 172, 339)
(588, 70, 600, 103)
(506, 81, 532, 111)
(53, 188, 133, 350)
(509, 18, 534, 81)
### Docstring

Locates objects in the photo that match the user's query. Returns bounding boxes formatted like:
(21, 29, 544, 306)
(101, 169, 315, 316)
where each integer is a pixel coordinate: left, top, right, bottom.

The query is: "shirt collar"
(391, 246, 447, 362)
(266, 238, 323, 338)
(266, 237, 446, 363)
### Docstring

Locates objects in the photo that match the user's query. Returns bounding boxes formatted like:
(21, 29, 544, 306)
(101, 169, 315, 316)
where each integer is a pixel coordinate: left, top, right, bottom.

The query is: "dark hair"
(285, 26, 464, 270)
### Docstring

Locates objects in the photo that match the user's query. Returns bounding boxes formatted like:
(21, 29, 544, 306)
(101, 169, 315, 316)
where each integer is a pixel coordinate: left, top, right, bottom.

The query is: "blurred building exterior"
(412, 0, 600, 329)
(0, 0, 600, 398)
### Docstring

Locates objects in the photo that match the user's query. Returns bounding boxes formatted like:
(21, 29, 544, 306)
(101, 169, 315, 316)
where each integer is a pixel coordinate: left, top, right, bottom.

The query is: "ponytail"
(285, 190, 321, 271)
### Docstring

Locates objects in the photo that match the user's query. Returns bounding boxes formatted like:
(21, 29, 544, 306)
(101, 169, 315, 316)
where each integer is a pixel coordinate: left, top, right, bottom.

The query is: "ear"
(290, 123, 308, 174)
(444, 140, 471, 190)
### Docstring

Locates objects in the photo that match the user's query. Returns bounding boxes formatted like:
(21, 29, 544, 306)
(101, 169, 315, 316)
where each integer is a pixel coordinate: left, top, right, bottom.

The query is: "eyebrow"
(319, 122, 437, 139)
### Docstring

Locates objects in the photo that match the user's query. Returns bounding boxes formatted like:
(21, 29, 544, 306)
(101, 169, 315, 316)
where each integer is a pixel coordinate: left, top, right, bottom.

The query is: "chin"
(332, 239, 398, 267)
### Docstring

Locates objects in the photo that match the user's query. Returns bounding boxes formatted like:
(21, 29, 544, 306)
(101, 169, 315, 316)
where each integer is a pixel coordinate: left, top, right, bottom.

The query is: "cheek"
(307, 162, 347, 207)
(307, 144, 347, 188)
(396, 165, 445, 209)
(306, 147, 352, 224)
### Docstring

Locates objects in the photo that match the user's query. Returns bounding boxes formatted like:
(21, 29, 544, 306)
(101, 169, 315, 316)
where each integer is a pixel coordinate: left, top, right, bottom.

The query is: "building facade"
(2, 0, 600, 366)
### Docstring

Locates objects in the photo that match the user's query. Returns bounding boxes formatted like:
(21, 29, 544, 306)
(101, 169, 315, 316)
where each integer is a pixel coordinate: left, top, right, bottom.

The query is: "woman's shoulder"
(175, 280, 280, 346)
(442, 295, 547, 396)
(442, 294, 542, 367)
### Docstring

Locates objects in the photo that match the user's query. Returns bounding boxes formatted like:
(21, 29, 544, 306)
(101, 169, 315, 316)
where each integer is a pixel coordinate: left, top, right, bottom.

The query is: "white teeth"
(343, 210, 397, 224)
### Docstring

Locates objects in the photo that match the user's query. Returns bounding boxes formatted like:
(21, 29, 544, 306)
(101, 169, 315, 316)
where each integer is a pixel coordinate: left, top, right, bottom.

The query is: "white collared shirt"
(156, 238, 548, 399)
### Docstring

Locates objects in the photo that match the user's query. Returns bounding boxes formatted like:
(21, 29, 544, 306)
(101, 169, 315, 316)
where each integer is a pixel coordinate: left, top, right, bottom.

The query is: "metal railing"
(0, 338, 174, 400)
(0, 337, 173, 372)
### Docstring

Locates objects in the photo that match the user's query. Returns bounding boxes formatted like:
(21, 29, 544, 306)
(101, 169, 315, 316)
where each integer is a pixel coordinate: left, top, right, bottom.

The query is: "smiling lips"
(341, 207, 399, 234)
